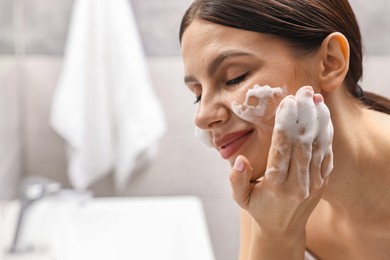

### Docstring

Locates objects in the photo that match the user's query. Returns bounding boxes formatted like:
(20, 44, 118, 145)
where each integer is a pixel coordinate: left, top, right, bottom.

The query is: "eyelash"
(193, 73, 248, 104)
(226, 73, 248, 86)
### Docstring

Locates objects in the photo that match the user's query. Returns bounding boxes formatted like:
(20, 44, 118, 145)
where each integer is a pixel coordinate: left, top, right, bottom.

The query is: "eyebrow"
(208, 50, 250, 77)
(184, 50, 251, 84)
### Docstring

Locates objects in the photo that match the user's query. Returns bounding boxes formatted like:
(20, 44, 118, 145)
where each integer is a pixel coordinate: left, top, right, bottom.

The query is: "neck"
(321, 90, 390, 221)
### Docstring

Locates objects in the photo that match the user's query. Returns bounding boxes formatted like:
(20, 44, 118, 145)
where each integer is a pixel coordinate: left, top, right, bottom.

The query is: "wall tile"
(350, 0, 390, 55)
(20, 0, 193, 56)
(22, 0, 74, 55)
(22, 56, 69, 185)
(130, 0, 193, 56)
(147, 57, 195, 127)
(24, 134, 69, 186)
(0, 0, 14, 54)
(3, 0, 390, 56)
(0, 57, 21, 200)
(23, 56, 62, 134)
(0, 139, 21, 199)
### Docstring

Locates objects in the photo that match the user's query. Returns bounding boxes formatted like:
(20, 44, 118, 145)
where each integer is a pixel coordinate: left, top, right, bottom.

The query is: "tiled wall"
(0, 0, 194, 198)
(1, 0, 390, 57)
(0, 57, 21, 200)
(350, 0, 390, 55)
(0, 0, 22, 200)
(0, 0, 14, 54)
(0, 0, 193, 56)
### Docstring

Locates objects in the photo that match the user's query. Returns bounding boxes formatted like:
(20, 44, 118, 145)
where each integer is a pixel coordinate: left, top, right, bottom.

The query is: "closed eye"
(226, 73, 248, 86)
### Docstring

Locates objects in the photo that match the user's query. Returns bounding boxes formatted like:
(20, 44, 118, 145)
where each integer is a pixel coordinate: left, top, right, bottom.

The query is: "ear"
(318, 32, 350, 93)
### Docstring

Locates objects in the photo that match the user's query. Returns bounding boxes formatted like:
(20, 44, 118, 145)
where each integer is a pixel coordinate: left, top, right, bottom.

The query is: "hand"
(230, 86, 333, 239)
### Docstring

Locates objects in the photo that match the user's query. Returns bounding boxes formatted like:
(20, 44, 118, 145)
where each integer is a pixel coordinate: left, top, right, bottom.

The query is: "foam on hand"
(270, 86, 334, 198)
(231, 84, 285, 127)
(314, 95, 334, 177)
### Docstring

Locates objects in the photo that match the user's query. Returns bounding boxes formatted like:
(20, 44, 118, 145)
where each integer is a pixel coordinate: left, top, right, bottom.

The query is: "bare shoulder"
(305, 200, 351, 259)
(306, 198, 390, 259)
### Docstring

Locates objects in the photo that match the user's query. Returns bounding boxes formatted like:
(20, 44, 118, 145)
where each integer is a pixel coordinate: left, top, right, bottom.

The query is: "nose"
(194, 93, 229, 130)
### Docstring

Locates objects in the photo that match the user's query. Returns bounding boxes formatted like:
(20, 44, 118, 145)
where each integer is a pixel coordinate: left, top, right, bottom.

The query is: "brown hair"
(179, 0, 390, 114)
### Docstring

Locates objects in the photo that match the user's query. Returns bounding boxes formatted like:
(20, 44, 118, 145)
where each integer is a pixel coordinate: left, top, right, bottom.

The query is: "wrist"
(249, 221, 306, 259)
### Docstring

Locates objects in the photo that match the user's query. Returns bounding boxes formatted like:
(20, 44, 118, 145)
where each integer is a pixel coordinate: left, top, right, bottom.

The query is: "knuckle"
(294, 139, 312, 153)
(295, 187, 310, 201)
(289, 193, 307, 205)
(310, 178, 323, 194)
(312, 139, 320, 150)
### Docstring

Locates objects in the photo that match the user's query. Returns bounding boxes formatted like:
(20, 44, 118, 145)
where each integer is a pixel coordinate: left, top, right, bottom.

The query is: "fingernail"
(314, 94, 324, 104)
(234, 156, 245, 172)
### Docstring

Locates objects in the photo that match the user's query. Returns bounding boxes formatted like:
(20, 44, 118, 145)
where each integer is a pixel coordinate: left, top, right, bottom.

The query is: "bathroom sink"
(0, 196, 215, 260)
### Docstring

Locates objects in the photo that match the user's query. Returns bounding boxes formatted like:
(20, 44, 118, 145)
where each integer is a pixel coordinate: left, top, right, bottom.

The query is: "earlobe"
(319, 32, 350, 93)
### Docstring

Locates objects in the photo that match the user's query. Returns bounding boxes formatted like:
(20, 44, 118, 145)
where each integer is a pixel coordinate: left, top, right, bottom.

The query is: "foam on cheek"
(195, 84, 285, 148)
(195, 127, 214, 148)
(231, 84, 286, 126)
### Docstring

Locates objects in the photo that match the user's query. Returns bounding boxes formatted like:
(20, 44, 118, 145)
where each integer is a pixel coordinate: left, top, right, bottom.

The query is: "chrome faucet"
(8, 176, 62, 254)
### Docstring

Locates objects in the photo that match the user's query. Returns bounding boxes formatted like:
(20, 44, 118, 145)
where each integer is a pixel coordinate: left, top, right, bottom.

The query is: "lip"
(215, 129, 254, 159)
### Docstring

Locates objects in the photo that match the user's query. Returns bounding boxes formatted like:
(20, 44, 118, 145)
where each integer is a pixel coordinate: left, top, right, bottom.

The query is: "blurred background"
(0, 0, 389, 259)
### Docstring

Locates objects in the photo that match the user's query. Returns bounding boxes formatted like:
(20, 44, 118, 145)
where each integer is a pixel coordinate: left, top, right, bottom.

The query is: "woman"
(180, 0, 390, 259)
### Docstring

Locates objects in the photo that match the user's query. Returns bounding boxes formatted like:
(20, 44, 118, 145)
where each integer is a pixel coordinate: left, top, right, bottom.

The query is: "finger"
(309, 94, 327, 192)
(230, 155, 254, 208)
(303, 175, 330, 217)
(314, 94, 334, 179)
(295, 86, 317, 141)
(265, 95, 297, 185)
(309, 140, 324, 194)
(287, 87, 317, 198)
(289, 138, 312, 199)
(321, 152, 333, 179)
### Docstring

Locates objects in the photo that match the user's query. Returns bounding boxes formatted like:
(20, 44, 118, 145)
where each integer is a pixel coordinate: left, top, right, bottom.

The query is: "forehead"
(181, 20, 259, 56)
(181, 20, 295, 75)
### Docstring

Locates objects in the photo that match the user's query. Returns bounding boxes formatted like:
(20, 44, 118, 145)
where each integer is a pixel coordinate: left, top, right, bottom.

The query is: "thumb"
(229, 155, 254, 208)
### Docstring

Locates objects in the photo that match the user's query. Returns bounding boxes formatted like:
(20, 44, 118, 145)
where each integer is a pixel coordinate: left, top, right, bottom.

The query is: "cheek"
(231, 84, 287, 129)
(230, 84, 288, 180)
(235, 126, 274, 181)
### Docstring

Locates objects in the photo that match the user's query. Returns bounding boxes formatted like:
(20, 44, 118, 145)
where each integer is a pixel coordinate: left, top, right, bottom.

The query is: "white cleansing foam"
(269, 86, 334, 198)
(195, 84, 286, 148)
(195, 126, 214, 147)
(231, 84, 285, 126)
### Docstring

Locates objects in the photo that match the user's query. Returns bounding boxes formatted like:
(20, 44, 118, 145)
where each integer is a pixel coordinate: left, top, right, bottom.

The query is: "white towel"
(50, 0, 166, 190)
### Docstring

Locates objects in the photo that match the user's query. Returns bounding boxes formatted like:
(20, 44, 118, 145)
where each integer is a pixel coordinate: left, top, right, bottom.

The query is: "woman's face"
(181, 19, 321, 180)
